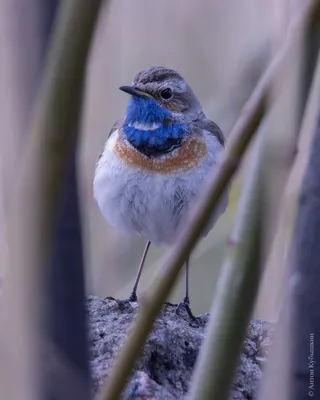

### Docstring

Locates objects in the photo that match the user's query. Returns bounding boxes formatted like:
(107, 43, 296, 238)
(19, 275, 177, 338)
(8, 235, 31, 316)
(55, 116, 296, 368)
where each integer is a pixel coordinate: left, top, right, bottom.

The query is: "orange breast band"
(114, 137, 208, 174)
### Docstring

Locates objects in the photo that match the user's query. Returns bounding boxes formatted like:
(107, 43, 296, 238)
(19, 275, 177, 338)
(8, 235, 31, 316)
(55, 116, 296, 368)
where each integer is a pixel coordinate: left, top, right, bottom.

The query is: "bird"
(93, 66, 229, 320)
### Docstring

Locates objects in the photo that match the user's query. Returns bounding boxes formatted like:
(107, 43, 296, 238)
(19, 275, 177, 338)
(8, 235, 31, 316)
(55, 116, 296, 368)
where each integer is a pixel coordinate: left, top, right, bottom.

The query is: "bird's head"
(120, 66, 202, 156)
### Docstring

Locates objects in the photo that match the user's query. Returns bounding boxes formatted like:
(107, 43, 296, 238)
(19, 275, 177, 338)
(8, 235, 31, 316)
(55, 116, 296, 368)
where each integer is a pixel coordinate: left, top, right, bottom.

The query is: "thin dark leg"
(184, 257, 190, 305)
(129, 241, 151, 302)
(176, 257, 200, 326)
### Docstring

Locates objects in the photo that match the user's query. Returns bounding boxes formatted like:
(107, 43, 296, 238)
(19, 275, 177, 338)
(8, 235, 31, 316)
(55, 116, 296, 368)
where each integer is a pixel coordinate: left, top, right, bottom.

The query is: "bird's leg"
(184, 256, 191, 305)
(129, 241, 151, 302)
(176, 257, 200, 326)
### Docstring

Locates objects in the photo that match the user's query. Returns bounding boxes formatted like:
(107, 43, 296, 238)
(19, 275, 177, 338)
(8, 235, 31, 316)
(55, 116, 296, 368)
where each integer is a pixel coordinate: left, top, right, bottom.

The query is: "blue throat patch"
(123, 96, 188, 156)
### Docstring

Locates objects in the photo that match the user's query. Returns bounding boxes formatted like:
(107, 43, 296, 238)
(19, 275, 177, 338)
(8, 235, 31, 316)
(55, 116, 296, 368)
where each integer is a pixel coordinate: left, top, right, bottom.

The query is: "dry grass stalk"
(259, 48, 320, 400)
(187, 126, 265, 400)
(0, 1, 103, 399)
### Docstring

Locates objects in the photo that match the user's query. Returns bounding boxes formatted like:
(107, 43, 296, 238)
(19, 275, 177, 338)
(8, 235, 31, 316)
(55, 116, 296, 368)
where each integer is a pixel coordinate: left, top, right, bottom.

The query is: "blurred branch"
(259, 49, 320, 400)
(0, 1, 103, 400)
(262, 6, 307, 254)
(300, 1, 320, 122)
(255, 0, 318, 321)
(187, 125, 265, 400)
(45, 149, 91, 398)
(290, 92, 320, 400)
(0, 0, 58, 205)
(0, 0, 58, 286)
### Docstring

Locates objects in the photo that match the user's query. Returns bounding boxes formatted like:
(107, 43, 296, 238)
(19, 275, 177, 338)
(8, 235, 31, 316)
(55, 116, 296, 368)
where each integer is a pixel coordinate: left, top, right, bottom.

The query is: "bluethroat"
(94, 67, 229, 320)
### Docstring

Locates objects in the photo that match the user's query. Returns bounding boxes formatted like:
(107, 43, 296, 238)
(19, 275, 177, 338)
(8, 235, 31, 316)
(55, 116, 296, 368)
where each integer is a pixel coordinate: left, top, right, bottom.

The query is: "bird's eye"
(160, 88, 172, 100)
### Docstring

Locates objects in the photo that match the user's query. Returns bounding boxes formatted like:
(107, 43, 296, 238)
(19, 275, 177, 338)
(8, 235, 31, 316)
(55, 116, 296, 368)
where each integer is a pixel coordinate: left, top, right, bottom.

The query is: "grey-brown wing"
(108, 118, 123, 139)
(193, 116, 225, 147)
(97, 118, 123, 162)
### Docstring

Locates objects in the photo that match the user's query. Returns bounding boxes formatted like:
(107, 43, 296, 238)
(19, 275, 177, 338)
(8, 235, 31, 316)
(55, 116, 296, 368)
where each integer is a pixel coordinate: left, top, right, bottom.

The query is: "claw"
(175, 298, 200, 327)
(128, 292, 138, 302)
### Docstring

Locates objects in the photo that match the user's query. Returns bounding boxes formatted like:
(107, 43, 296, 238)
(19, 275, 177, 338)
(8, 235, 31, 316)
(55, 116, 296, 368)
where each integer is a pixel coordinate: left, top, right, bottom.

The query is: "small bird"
(94, 66, 229, 319)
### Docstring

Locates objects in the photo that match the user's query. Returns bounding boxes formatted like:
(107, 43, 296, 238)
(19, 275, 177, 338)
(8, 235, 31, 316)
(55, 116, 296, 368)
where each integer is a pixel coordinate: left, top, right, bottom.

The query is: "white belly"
(93, 130, 229, 245)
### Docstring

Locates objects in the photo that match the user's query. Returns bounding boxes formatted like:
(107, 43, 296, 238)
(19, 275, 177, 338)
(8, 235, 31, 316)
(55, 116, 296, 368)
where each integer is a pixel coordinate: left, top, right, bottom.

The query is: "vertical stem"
(259, 47, 320, 400)
(184, 257, 190, 303)
(0, 1, 104, 399)
(187, 126, 265, 400)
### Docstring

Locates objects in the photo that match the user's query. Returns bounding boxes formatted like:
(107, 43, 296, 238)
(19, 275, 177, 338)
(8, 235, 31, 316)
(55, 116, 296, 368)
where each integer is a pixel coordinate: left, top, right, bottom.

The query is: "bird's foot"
(128, 291, 138, 302)
(103, 293, 138, 313)
(175, 297, 200, 328)
(104, 291, 138, 302)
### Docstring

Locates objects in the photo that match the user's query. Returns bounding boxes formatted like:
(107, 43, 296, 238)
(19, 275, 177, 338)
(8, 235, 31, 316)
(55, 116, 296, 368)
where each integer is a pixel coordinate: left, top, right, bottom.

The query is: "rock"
(88, 296, 272, 399)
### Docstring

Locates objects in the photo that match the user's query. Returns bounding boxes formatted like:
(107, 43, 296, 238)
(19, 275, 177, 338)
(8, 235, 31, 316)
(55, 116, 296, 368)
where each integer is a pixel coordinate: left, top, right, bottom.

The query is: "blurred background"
(0, 0, 306, 320)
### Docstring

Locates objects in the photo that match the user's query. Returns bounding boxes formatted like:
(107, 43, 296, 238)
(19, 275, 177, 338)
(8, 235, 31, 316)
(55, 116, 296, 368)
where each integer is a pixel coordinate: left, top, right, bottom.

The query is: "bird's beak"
(119, 85, 151, 98)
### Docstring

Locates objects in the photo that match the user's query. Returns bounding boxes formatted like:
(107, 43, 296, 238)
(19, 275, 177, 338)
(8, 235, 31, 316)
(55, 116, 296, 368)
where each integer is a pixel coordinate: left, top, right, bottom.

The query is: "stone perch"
(88, 296, 272, 399)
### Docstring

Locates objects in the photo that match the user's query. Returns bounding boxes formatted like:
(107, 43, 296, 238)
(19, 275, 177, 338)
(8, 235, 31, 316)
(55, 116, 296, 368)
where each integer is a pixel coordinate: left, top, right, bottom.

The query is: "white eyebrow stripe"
(129, 121, 161, 131)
